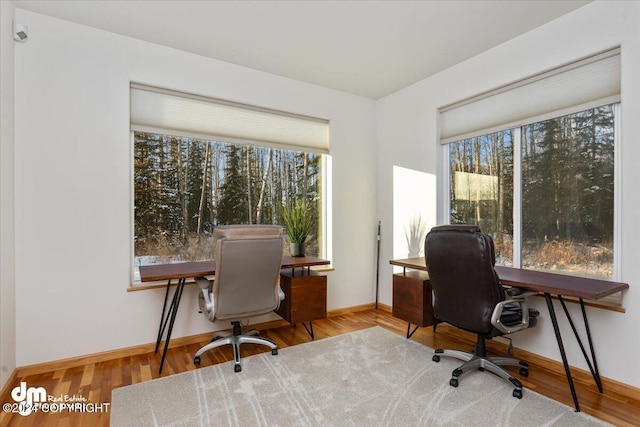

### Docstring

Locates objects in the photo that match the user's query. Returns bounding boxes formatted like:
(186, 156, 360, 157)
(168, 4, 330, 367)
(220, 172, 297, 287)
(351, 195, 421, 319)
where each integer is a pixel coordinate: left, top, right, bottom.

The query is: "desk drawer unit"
(392, 271, 438, 327)
(276, 269, 327, 324)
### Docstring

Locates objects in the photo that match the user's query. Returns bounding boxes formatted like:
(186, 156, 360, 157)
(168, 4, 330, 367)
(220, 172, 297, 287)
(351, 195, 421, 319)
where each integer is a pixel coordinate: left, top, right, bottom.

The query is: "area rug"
(111, 326, 608, 426)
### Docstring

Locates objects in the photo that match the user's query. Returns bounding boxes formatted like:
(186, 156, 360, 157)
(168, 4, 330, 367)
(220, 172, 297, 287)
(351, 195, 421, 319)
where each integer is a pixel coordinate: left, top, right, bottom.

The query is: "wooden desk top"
(494, 266, 628, 301)
(389, 257, 426, 270)
(389, 257, 628, 301)
(140, 256, 330, 282)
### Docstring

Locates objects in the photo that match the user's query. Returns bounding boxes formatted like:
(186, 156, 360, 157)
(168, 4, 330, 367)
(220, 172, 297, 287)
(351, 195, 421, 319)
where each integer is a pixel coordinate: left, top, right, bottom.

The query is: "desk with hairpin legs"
(389, 257, 628, 412)
(140, 256, 330, 374)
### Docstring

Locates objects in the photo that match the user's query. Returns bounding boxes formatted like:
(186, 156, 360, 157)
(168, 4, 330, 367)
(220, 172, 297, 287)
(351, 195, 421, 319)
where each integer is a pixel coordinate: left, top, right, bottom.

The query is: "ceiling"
(13, 0, 590, 99)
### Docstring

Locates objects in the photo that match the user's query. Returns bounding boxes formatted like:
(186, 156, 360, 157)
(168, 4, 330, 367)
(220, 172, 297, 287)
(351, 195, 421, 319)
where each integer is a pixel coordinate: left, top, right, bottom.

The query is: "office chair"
(424, 225, 539, 398)
(193, 225, 285, 372)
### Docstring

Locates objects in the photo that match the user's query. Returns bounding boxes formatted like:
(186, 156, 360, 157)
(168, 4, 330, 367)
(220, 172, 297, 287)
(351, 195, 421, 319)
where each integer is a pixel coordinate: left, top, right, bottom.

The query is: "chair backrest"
(213, 225, 284, 320)
(424, 225, 505, 334)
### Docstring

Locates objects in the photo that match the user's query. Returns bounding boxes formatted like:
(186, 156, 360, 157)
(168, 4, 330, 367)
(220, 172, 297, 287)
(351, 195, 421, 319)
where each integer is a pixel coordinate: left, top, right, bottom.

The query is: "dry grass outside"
(491, 237, 613, 279)
(136, 233, 320, 266)
(493, 238, 514, 266)
(136, 234, 218, 264)
(522, 239, 613, 279)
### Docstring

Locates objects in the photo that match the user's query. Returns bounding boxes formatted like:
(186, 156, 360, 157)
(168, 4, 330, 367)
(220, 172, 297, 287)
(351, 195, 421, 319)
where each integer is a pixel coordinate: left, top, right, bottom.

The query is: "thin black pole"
(375, 220, 381, 309)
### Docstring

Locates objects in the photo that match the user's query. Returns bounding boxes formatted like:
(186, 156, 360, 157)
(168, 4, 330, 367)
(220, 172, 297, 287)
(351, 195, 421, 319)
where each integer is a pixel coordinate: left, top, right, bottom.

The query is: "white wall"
(377, 1, 640, 388)
(0, 0, 17, 391)
(12, 9, 377, 367)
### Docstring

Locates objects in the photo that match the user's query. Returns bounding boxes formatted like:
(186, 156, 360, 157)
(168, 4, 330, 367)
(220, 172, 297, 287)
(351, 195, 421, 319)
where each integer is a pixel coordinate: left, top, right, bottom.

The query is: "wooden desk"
(140, 256, 330, 374)
(389, 257, 628, 412)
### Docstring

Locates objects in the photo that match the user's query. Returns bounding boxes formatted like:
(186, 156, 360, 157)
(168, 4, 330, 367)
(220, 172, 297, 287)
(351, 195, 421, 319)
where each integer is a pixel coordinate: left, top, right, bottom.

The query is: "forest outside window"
(448, 104, 617, 282)
(133, 132, 324, 282)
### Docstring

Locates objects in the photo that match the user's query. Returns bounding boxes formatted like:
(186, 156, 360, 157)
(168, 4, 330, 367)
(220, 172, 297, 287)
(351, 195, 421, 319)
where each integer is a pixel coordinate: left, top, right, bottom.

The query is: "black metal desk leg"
(301, 321, 315, 340)
(159, 278, 186, 374)
(155, 279, 173, 353)
(406, 323, 419, 339)
(156, 279, 182, 354)
(545, 293, 581, 412)
(579, 298, 603, 392)
(558, 296, 603, 393)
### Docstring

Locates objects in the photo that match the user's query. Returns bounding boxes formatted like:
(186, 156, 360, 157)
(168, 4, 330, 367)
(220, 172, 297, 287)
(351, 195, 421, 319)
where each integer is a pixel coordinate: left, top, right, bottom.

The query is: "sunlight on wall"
(393, 166, 436, 261)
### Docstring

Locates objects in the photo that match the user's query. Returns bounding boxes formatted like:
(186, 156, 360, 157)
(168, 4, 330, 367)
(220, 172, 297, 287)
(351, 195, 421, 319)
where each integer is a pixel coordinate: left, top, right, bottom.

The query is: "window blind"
(130, 84, 330, 154)
(439, 48, 621, 144)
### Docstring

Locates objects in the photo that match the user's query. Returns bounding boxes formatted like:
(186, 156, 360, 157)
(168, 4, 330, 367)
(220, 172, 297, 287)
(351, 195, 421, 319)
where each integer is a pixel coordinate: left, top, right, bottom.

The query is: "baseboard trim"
(376, 303, 392, 313)
(0, 369, 18, 407)
(327, 303, 376, 317)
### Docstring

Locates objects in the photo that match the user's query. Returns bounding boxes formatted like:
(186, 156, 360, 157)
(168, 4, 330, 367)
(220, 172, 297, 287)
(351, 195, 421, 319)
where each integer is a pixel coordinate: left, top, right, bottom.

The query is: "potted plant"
(281, 199, 313, 257)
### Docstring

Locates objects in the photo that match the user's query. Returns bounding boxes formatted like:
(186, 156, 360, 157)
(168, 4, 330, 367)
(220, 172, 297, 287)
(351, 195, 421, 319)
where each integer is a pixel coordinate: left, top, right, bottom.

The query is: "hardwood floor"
(1, 309, 638, 426)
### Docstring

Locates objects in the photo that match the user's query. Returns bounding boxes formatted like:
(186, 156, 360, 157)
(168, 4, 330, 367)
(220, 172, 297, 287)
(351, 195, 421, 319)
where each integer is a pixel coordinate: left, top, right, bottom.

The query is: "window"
(441, 49, 621, 298)
(449, 130, 514, 265)
(133, 132, 324, 281)
(520, 106, 615, 278)
(448, 104, 617, 281)
(130, 84, 329, 283)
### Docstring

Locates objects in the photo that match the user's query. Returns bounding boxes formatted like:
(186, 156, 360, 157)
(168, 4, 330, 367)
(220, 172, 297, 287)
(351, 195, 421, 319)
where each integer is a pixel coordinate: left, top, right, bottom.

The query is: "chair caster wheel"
(519, 367, 529, 377)
(271, 348, 278, 355)
(193, 356, 200, 365)
(513, 389, 523, 399)
(449, 378, 459, 388)
(234, 364, 242, 373)
(432, 355, 440, 362)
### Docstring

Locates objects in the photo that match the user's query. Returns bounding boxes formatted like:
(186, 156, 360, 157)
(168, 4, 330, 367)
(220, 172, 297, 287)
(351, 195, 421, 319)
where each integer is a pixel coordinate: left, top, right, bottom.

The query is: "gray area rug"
(111, 326, 609, 426)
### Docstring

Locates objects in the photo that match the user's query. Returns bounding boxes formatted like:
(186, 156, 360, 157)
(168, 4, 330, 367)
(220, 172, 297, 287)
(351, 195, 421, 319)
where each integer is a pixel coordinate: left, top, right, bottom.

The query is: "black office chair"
(424, 225, 539, 398)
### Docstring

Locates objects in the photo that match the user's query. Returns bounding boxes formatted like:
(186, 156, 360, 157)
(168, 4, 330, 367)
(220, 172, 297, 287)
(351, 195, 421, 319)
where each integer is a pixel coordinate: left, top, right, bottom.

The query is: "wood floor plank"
(1, 309, 638, 426)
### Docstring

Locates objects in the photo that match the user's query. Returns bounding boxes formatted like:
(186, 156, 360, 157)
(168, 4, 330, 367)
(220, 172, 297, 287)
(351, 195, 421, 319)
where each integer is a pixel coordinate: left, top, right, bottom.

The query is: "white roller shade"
(439, 48, 620, 144)
(130, 84, 330, 153)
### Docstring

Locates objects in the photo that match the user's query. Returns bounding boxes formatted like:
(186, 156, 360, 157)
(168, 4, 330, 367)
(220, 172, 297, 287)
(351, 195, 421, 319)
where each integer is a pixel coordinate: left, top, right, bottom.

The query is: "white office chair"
(194, 225, 285, 372)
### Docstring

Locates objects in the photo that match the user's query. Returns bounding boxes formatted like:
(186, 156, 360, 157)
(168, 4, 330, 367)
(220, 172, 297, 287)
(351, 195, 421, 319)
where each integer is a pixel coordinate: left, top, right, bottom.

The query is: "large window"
(134, 132, 323, 281)
(130, 84, 329, 283)
(442, 49, 620, 288)
(448, 104, 616, 280)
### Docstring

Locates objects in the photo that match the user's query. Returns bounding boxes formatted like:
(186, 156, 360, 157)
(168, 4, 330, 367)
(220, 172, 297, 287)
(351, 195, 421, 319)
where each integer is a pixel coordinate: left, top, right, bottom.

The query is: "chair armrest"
(275, 285, 285, 310)
(196, 276, 216, 321)
(491, 288, 537, 334)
